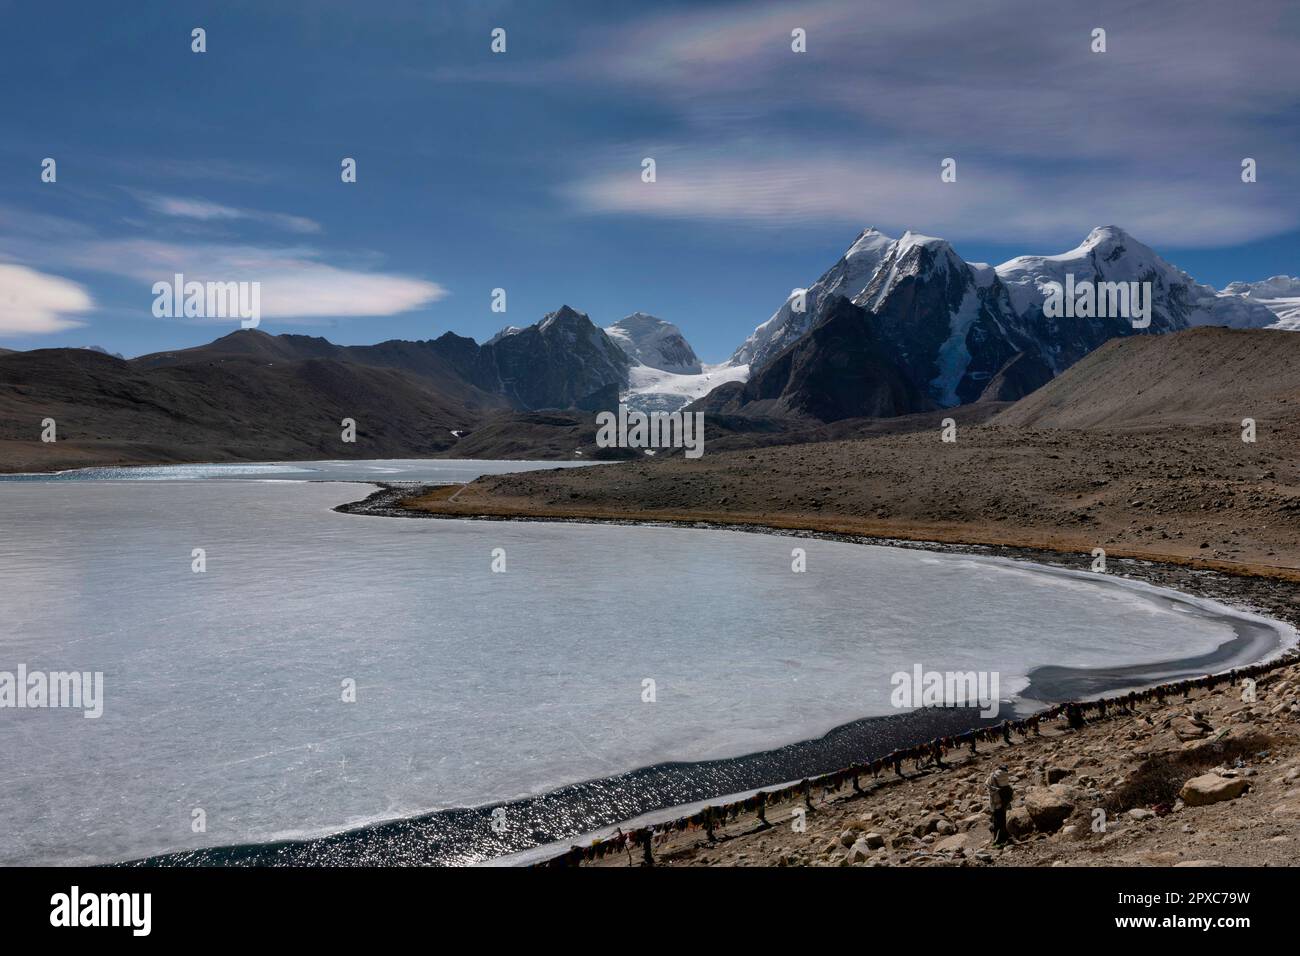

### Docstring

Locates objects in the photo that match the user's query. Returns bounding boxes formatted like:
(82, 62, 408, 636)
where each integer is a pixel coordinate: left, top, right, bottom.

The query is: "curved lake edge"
(111, 481, 1295, 867)
(340, 481, 1300, 684)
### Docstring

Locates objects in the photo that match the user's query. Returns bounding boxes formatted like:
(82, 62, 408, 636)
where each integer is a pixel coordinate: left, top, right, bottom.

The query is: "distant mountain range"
(596, 225, 1293, 419)
(705, 225, 1285, 422)
(1218, 275, 1300, 330)
(1, 225, 1294, 468)
(137, 303, 629, 414)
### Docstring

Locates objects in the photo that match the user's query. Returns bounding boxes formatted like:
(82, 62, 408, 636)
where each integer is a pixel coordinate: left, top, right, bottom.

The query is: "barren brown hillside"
(994, 327, 1300, 429)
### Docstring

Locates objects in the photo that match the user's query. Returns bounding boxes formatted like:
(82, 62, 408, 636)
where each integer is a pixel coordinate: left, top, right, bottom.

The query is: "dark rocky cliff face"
(701, 297, 930, 422)
(483, 305, 630, 411)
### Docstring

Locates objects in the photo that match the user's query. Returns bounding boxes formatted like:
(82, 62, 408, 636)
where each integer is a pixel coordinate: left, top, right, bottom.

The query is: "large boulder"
(934, 832, 984, 854)
(1180, 773, 1249, 807)
(1024, 786, 1075, 832)
(1007, 808, 1035, 839)
(847, 839, 873, 863)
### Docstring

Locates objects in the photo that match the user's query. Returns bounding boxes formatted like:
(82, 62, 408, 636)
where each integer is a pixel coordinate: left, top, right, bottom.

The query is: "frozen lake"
(0, 457, 595, 483)
(0, 463, 1292, 865)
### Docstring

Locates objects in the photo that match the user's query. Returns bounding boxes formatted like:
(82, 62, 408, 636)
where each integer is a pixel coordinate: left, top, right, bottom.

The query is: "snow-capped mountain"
(604, 312, 702, 374)
(1218, 276, 1300, 331)
(1223, 274, 1300, 300)
(995, 226, 1277, 332)
(601, 312, 745, 414)
(853, 231, 1033, 407)
(460, 227, 1283, 422)
(481, 308, 731, 415)
(716, 225, 1275, 419)
(730, 227, 894, 370)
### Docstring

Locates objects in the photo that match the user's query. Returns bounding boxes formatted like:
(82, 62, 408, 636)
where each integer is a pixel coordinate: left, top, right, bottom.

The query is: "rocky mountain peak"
(719, 224, 1285, 422)
(604, 312, 702, 374)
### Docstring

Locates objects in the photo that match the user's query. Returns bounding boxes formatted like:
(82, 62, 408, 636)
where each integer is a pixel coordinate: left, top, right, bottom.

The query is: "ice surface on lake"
(0, 478, 1289, 864)
(0, 458, 595, 483)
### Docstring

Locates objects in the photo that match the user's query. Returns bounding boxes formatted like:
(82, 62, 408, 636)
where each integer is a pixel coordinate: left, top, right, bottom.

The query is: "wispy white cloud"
(558, 0, 1300, 244)
(134, 193, 322, 234)
(64, 239, 445, 322)
(0, 263, 93, 334)
(566, 148, 1292, 248)
(569, 0, 1300, 156)
(0, 201, 445, 331)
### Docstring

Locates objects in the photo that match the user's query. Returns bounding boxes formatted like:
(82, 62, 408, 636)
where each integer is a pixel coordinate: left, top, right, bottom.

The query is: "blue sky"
(1, 0, 1297, 361)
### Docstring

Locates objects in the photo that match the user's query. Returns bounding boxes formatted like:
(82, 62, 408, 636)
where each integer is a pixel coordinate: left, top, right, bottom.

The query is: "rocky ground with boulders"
(590, 660, 1300, 867)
